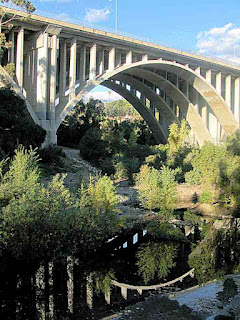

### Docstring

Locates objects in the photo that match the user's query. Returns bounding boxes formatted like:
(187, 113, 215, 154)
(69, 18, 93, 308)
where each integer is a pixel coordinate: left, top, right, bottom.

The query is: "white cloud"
(197, 23, 240, 64)
(84, 8, 110, 23)
(84, 90, 122, 103)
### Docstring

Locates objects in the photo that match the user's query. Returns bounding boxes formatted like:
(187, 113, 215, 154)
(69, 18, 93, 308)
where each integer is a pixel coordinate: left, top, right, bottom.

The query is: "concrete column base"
(40, 120, 58, 147)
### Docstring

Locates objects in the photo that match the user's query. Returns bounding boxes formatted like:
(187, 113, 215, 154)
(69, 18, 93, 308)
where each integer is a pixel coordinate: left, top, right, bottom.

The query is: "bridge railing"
(2, 4, 240, 69)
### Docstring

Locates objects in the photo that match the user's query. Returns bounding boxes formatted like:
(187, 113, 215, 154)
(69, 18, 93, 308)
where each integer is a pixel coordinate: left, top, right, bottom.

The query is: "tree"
(0, 87, 46, 155)
(136, 242, 178, 284)
(167, 119, 190, 155)
(0, 1, 35, 65)
(136, 165, 178, 215)
(58, 98, 105, 148)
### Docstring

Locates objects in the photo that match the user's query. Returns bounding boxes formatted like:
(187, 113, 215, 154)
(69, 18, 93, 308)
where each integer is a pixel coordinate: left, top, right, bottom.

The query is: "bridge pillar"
(59, 40, 67, 99)
(49, 35, 58, 120)
(69, 38, 77, 98)
(9, 29, 15, 63)
(16, 27, 24, 90)
(142, 54, 148, 61)
(36, 32, 49, 120)
(109, 47, 116, 71)
(121, 287, 127, 300)
(80, 45, 86, 82)
(225, 75, 232, 109)
(89, 43, 97, 80)
(99, 49, 105, 75)
(126, 51, 133, 64)
(234, 77, 240, 124)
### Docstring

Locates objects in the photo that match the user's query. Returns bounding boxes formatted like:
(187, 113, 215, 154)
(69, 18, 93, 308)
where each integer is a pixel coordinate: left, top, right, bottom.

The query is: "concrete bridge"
(2, 6, 240, 145)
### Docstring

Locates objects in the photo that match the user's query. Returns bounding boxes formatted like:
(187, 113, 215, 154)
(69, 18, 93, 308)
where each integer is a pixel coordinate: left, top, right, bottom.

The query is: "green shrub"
(114, 160, 128, 180)
(183, 210, 201, 225)
(38, 146, 64, 166)
(136, 165, 178, 215)
(79, 128, 109, 161)
(199, 190, 213, 204)
(185, 168, 201, 185)
(99, 157, 115, 176)
(147, 221, 185, 241)
(0, 87, 46, 155)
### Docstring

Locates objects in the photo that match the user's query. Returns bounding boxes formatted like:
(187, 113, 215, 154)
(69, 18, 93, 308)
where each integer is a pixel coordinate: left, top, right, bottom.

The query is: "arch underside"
(57, 60, 239, 146)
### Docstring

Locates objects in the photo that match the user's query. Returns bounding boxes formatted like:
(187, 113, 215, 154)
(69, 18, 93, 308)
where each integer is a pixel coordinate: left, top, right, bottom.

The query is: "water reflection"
(0, 223, 198, 320)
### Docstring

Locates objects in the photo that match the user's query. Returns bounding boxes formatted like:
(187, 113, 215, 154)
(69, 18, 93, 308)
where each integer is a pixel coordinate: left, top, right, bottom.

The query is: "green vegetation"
(104, 99, 139, 118)
(136, 165, 178, 216)
(0, 147, 120, 264)
(0, 87, 46, 156)
(136, 242, 178, 284)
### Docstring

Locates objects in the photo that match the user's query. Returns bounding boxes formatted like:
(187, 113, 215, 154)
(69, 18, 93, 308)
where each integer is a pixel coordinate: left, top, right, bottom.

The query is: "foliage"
(80, 175, 118, 214)
(38, 146, 64, 166)
(136, 242, 178, 284)
(79, 128, 109, 162)
(0, 87, 46, 155)
(185, 168, 201, 185)
(92, 270, 116, 295)
(199, 190, 214, 204)
(0, 146, 40, 207)
(58, 98, 105, 148)
(183, 210, 201, 225)
(136, 165, 178, 215)
(3, 62, 15, 76)
(167, 120, 190, 156)
(147, 221, 185, 241)
(1, 148, 120, 264)
(188, 239, 216, 284)
(0, 1, 35, 64)
(104, 99, 139, 118)
(191, 142, 227, 188)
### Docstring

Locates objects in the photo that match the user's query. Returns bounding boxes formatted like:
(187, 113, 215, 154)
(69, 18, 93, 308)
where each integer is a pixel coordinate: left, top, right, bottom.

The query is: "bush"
(79, 128, 109, 161)
(136, 165, 178, 215)
(199, 190, 213, 204)
(38, 146, 64, 166)
(147, 221, 185, 241)
(183, 210, 201, 225)
(191, 142, 226, 188)
(0, 87, 46, 155)
(185, 168, 201, 185)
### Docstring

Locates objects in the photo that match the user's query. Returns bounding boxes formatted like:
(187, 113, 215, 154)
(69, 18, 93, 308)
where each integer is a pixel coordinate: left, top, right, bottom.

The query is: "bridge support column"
(16, 27, 24, 90)
(49, 35, 58, 120)
(116, 51, 121, 67)
(126, 51, 133, 64)
(109, 47, 116, 71)
(80, 45, 86, 82)
(89, 43, 97, 80)
(225, 75, 232, 109)
(67, 256, 74, 314)
(121, 287, 127, 300)
(86, 274, 93, 309)
(142, 54, 148, 61)
(59, 40, 67, 99)
(216, 72, 222, 95)
(9, 29, 15, 63)
(99, 49, 105, 75)
(36, 33, 49, 120)
(41, 120, 57, 146)
(69, 38, 77, 98)
(234, 77, 240, 124)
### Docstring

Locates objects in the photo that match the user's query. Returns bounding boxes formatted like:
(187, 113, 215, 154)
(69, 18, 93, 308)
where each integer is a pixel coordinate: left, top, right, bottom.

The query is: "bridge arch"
(57, 59, 238, 146)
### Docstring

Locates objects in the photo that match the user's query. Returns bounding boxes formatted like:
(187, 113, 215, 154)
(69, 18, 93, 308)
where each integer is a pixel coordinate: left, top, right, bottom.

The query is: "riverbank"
(107, 274, 240, 320)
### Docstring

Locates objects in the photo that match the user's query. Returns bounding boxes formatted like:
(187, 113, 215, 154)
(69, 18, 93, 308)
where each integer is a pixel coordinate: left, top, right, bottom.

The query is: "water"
(0, 225, 193, 320)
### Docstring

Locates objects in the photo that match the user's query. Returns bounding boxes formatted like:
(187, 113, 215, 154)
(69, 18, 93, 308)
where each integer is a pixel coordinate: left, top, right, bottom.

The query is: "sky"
(26, 0, 240, 100)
